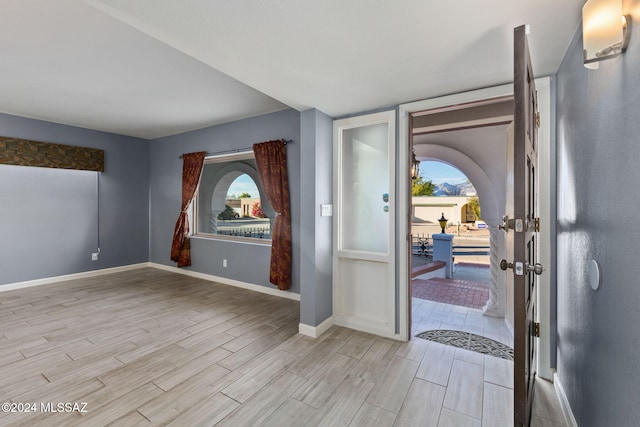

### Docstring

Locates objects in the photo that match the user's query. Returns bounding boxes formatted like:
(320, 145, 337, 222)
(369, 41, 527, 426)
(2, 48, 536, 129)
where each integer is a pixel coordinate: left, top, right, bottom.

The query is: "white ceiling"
(0, 0, 583, 139)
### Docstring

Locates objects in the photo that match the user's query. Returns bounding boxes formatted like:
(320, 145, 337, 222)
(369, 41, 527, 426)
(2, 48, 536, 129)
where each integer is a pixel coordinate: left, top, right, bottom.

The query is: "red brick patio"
(412, 276, 489, 309)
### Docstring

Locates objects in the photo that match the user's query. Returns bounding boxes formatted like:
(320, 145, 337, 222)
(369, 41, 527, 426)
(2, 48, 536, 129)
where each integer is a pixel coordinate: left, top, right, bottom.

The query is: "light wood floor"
(0, 268, 566, 426)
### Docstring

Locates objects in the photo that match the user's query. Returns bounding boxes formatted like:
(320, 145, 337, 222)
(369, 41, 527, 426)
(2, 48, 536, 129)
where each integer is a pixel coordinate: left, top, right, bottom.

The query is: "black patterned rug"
(416, 329, 513, 361)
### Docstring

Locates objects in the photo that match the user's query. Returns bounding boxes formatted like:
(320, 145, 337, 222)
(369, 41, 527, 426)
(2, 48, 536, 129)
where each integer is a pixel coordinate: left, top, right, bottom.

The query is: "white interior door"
(333, 110, 396, 338)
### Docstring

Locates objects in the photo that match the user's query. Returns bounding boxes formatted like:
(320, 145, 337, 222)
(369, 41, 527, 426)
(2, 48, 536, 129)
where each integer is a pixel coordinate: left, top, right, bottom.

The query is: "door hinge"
(534, 322, 540, 337)
(536, 112, 541, 128)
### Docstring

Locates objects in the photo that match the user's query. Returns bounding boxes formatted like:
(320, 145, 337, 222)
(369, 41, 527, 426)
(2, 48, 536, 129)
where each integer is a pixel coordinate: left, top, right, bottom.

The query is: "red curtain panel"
(253, 140, 292, 290)
(170, 151, 206, 267)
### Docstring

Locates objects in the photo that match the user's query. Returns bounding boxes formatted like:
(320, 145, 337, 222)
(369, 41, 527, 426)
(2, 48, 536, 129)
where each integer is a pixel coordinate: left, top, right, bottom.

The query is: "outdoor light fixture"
(438, 212, 448, 234)
(583, 0, 631, 69)
(411, 150, 420, 180)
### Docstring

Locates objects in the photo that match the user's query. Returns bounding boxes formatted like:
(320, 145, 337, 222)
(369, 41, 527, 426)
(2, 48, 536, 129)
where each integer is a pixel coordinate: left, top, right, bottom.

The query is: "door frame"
(332, 110, 398, 339)
(398, 79, 553, 379)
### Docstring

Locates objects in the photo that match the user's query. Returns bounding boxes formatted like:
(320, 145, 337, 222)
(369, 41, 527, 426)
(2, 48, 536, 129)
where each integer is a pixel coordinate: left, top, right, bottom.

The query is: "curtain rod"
(178, 139, 293, 159)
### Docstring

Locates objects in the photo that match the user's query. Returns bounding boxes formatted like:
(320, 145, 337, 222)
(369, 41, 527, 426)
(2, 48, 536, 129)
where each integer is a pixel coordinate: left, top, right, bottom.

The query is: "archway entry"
(411, 160, 491, 312)
(399, 79, 554, 380)
(404, 94, 515, 351)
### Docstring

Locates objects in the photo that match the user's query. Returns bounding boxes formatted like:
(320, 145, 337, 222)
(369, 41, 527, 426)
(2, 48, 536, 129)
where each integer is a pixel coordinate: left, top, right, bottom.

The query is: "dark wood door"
(512, 24, 539, 427)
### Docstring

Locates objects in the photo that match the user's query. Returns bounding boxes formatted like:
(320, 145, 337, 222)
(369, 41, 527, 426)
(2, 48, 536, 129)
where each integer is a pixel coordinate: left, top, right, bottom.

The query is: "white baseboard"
(299, 316, 334, 338)
(0, 263, 149, 292)
(334, 315, 400, 340)
(1, 263, 301, 304)
(149, 262, 300, 301)
(554, 373, 578, 427)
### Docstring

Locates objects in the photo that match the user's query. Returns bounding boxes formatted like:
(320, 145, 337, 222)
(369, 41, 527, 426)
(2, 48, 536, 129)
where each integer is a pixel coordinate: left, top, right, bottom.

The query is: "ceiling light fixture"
(583, 0, 631, 69)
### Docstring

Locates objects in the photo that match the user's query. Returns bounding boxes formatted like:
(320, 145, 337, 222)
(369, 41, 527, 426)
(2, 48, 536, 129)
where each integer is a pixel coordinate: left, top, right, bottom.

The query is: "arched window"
(193, 152, 274, 242)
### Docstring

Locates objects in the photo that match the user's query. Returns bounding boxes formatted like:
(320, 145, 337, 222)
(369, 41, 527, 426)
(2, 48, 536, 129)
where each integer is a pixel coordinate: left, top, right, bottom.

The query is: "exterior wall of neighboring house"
(412, 196, 477, 226)
(555, 5, 640, 426)
(240, 198, 261, 217)
(226, 199, 241, 215)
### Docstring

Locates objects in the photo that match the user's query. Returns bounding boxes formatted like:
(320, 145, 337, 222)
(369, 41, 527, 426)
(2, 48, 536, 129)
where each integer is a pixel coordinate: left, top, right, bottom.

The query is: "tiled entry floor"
(411, 298, 568, 426)
(412, 297, 513, 348)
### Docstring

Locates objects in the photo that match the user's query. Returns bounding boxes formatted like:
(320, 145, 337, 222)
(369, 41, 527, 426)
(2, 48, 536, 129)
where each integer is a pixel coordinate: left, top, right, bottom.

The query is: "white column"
(208, 213, 219, 234)
(483, 225, 505, 317)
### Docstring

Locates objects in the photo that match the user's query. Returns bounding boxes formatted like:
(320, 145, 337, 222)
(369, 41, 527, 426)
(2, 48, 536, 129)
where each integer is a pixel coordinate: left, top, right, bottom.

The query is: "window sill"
(192, 233, 272, 246)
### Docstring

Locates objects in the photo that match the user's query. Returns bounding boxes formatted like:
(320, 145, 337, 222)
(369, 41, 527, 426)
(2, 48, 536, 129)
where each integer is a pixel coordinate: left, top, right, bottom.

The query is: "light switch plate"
(320, 204, 333, 217)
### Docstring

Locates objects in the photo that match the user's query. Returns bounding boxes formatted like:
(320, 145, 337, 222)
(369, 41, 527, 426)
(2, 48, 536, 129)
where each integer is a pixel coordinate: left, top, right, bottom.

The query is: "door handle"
(500, 260, 513, 270)
(526, 263, 544, 275)
(501, 260, 544, 276)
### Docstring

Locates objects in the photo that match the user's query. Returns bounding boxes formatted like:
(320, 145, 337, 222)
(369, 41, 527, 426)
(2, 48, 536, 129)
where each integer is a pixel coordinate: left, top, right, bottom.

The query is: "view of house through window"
(194, 152, 272, 242)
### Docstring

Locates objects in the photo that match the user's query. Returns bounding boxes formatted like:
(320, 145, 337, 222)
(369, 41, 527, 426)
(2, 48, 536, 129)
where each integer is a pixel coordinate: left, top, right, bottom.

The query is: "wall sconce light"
(438, 212, 448, 234)
(411, 150, 420, 180)
(583, 0, 631, 69)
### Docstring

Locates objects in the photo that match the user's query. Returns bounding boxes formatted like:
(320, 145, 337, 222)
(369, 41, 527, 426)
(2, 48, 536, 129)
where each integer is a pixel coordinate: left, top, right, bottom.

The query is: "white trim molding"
(0, 263, 149, 292)
(554, 373, 578, 427)
(298, 316, 334, 338)
(398, 83, 513, 342)
(535, 76, 554, 381)
(398, 79, 554, 382)
(149, 262, 300, 301)
(1, 262, 301, 303)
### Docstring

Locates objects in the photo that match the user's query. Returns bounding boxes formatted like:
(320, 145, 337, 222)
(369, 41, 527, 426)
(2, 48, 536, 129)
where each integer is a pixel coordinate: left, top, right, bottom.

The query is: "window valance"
(0, 136, 105, 172)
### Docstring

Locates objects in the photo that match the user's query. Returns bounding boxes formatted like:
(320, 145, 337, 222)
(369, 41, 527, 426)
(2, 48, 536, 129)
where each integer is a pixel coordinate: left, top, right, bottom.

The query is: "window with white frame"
(194, 152, 273, 242)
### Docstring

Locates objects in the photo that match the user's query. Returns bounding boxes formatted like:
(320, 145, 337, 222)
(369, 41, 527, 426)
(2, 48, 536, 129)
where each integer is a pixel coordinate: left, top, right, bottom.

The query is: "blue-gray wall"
(555, 4, 640, 425)
(299, 109, 333, 326)
(0, 113, 149, 285)
(149, 109, 302, 294)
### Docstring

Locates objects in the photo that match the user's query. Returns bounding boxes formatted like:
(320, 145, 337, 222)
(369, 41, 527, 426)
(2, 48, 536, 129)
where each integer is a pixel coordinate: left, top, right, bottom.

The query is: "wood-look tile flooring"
(412, 298, 567, 427)
(0, 268, 566, 426)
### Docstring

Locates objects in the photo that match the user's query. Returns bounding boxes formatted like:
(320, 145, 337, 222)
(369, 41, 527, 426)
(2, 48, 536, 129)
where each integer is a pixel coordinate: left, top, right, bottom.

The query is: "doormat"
(412, 278, 489, 309)
(416, 329, 513, 361)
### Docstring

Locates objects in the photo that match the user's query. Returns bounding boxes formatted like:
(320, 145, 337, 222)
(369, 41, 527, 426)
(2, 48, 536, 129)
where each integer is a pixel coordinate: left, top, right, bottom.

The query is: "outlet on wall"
(91, 252, 99, 261)
(223, 259, 228, 268)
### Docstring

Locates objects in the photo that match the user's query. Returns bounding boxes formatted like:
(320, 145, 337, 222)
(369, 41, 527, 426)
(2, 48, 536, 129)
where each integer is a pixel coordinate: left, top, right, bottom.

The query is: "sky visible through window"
(421, 161, 467, 184)
(227, 174, 259, 198)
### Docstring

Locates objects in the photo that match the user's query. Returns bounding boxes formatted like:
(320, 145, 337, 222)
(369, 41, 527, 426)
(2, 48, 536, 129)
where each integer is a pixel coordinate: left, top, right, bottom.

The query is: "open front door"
(333, 110, 396, 338)
(504, 25, 542, 426)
